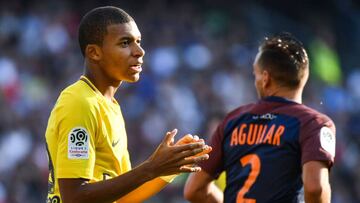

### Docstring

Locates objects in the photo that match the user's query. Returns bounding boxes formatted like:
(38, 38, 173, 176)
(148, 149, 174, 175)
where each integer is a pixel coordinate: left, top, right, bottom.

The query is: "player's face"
(99, 21, 145, 83)
(253, 52, 265, 98)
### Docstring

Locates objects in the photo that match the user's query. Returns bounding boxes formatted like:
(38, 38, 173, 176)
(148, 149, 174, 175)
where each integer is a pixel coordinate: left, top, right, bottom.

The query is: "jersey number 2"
(236, 154, 261, 203)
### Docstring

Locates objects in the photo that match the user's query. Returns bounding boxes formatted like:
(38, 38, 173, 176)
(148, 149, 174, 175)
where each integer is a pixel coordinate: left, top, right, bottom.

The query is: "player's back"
(219, 96, 334, 203)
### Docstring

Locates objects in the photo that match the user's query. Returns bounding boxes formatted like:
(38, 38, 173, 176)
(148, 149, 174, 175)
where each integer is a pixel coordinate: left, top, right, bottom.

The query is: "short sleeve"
(199, 122, 225, 179)
(121, 150, 132, 172)
(55, 93, 98, 180)
(300, 117, 336, 168)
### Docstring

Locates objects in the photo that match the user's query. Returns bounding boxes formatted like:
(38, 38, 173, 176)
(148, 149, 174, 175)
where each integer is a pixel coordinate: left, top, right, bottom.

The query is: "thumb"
(163, 129, 178, 145)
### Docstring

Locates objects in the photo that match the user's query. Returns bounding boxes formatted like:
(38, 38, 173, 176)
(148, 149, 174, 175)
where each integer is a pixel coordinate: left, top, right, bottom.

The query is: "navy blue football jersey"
(200, 96, 335, 203)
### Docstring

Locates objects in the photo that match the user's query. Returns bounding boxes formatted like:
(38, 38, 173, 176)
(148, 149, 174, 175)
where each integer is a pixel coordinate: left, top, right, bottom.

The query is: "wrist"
(141, 160, 158, 180)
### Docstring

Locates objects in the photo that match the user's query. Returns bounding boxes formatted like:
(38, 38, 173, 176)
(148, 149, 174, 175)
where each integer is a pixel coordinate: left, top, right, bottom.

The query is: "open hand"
(145, 129, 211, 178)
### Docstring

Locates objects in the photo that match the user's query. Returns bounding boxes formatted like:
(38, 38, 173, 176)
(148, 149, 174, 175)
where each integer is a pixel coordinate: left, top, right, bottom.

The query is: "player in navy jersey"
(184, 32, 336, 203)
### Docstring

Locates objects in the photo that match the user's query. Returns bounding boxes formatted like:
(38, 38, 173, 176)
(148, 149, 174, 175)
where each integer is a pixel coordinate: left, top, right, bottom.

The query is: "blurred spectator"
(0, 0, 359, 202)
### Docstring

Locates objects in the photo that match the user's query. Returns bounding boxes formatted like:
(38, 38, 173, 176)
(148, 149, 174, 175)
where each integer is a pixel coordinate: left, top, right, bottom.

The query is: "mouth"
(129, 64, 142, 73)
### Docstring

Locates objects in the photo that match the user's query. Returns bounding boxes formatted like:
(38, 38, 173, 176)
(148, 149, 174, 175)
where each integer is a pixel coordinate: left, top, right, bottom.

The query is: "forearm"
(60, 162, 155, 203)
(60, 131, 210, 203)
(116, 177, 169, 203)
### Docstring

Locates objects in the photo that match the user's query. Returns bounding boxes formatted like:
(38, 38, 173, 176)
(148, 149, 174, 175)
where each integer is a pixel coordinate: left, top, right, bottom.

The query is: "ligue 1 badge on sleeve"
(68, 127, 90, 159)
(320, 127, 335, 157)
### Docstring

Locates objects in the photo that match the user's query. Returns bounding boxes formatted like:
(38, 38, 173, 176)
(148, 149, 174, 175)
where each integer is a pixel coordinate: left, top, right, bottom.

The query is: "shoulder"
(295, 105, 335, 128)
(220, 103, 257, 128)
(297, 105, 336, 153)
(54, 80, 99, 114)
(225, 103, 257, 122)
(298, 105, 336, 166)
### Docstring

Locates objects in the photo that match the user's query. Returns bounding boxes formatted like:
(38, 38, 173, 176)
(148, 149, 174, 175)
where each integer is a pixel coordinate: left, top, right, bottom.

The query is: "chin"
(125, 75, 140, 83)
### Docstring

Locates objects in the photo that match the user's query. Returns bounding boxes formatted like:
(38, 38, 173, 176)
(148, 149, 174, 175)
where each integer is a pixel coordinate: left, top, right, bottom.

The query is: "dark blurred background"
(0, 0, 359, 202)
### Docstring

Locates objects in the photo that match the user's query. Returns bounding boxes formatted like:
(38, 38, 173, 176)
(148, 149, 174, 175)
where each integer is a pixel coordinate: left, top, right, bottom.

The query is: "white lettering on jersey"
(68, 127, 89, 159)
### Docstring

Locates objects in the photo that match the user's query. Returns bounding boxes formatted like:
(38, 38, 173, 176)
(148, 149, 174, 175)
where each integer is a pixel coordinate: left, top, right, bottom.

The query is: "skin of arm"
(116, 177, 168, 203)
(184, 170, 223, 203)
(302, 161, 331, 203)
(59, 163, 156, 203)
(59, 130, 210, 203)
(116, 135, 213, 203)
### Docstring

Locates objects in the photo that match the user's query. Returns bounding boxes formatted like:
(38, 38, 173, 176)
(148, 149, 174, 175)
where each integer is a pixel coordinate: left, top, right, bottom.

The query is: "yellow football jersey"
(46, 76, 131, 203)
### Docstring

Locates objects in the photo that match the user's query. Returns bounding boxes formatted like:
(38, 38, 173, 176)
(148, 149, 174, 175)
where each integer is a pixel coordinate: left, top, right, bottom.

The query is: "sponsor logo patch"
(68, 127, 89, 159)
(47, 195, 60, 203)
(320, 127, 335, 157)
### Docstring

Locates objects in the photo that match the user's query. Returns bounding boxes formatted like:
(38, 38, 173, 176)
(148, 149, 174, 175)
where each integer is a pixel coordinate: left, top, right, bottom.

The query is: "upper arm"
(55, 94, 98, 180)
(302, 161, 331, 202)
(299, 115, 335, 203)
(302, 161, 329, 190)
(49, 93, 99, 201)
(300, 117, 336, 168)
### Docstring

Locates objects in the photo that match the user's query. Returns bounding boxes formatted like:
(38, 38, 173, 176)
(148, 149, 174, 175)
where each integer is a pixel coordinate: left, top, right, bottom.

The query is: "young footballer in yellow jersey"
(45, 6, 211, 203)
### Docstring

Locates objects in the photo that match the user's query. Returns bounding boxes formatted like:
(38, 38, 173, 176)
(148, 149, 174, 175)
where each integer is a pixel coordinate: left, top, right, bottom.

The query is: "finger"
(179, 165, 202, 173)
(173, 146, 207, 162)
(182, 154, 209, 165)
(180, 146, 212, 160)
(192, 154, 210, 162)
(172, 142, 205, 153)
(163, 129, 178, 145)
(192, 145, 212, 157)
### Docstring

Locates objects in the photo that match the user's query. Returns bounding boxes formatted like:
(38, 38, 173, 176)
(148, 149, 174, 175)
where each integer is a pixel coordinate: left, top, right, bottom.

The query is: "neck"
(265, 87, 303, 104)
(84, 61, 121, 101)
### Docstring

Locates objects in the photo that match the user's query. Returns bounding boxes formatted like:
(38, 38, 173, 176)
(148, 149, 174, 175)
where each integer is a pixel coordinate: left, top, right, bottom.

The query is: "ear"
(85, 44, 102, 61)
(262, 70, 271, 88)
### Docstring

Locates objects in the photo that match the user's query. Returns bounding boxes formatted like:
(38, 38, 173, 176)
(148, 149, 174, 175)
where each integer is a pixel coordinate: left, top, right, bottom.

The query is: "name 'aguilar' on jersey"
(199, 96, 336, 203)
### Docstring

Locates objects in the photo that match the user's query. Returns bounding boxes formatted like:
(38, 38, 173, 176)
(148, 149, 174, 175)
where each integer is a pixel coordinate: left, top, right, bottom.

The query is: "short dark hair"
(257, 32, 309, 89)
(78, 6, 134, 56)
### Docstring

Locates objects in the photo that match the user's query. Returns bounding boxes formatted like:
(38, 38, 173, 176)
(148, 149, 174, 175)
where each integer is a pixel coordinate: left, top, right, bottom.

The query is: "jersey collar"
(261, 96, 299, 104)
(79, 75, 101, 94)
(79, 75, 120, 109)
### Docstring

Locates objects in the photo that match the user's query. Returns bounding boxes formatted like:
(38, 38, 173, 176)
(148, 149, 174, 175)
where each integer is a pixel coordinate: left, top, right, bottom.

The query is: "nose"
(133, 43, 145, 58)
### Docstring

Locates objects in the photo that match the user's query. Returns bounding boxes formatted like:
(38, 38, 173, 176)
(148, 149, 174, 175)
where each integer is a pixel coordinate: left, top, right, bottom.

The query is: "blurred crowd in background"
(0, 0, 359, 202)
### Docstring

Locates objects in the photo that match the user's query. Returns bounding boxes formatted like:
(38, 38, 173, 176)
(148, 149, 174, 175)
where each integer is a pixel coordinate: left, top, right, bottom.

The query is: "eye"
(118, 40, 130, 48)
